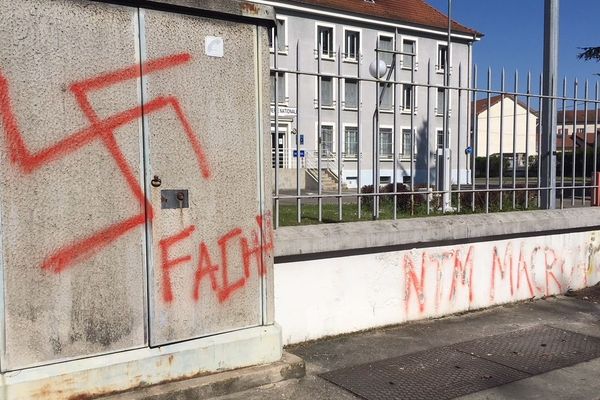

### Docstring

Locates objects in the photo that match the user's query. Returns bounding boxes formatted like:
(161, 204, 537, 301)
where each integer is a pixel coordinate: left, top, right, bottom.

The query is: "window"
(320, 124, 334, 155)
(436, 88, 445, 116)
(344, 126, 358, 158)
(437, 44, 448, 72)
(344, 79, 358, 109)
(377, 35, 394, 67)
(378, 82, 393, 110)
(317, 25, 334, 58)
(344, 30, 360, 61)
(268, 19, 287, 52)
(270, 71, 286, 104)
(402, 85, 414, 113)
(379, 127, 393, 159)
(402, 39, 416, 70)
(317, 76, 334, 107)
(401, 128, 412, 158)
(437, 129, 449, 149)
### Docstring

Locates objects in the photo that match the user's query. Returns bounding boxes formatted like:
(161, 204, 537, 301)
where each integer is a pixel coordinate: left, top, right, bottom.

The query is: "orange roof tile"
(280, 0, 482, 37)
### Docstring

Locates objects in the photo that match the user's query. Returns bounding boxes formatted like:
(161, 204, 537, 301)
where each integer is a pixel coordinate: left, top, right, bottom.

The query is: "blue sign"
(465, 146, 473, 155)
(299, 134, 304, 145)
(293, 150, 305, 158)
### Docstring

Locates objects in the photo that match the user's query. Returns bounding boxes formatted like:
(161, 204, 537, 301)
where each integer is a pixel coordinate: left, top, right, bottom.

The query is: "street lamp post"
(370, 58, 387, 219)
(441, 0, 452, 212)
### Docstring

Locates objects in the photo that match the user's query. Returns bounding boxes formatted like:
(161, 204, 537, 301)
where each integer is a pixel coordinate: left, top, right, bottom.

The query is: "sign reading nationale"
(270, 106, 297, 117)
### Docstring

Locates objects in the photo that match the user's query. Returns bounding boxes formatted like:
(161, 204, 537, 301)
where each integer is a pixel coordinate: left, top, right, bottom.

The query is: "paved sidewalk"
(215, 287, 600, 400)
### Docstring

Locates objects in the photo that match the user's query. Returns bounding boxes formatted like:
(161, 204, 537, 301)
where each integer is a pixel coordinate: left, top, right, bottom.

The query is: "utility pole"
(541, 0, 559, 209)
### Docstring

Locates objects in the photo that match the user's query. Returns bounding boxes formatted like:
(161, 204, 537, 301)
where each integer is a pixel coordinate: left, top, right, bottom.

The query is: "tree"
(578, 46, 600, 62)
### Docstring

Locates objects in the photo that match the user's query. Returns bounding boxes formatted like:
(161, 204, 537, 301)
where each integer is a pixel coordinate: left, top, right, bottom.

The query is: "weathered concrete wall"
(0, 0, 277, 378)
(142, 9, 269, 346)
(0, 0, 147, 370)
(274, 209, 600, 345)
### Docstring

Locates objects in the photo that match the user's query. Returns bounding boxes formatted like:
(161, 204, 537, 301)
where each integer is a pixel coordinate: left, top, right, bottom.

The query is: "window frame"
(269, 17, 289, 54)
(342, 27, 361, 63)
(376, 32, 395, 68)
(270, 70, 289, 106)
(400, 127, 416, 160)
(342, 77, 359, 110)
(401, 84, 417, 114)
(343, 124, 359, 160)
(400, 35, 418, 71)
(377, 81, 395, 112)
(436, 41, 448, 74)
(436, 128, 451, 150)
(435, 87, 452, 117)
(316, 122, 336, 156)
(314, 75, 336, 109)
(315, 22, 336, 60)
(378, 125, 394, 160)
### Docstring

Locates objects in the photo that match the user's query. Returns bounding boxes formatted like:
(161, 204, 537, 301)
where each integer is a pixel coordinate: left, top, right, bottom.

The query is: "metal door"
(140, 9, 268, 346)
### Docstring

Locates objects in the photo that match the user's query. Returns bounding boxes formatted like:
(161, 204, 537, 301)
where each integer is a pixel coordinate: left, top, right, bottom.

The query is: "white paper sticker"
(205, 36, 224, 58)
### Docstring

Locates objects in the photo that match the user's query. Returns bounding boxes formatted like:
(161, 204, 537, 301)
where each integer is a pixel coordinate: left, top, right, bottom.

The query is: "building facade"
(256, 0, 482, 189)
(557, 109, 600, 150)
(473, 95, 539, 167)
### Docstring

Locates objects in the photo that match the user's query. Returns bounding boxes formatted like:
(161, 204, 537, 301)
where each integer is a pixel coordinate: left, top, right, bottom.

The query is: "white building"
(256, 0, 482, 189)
(473, 95, 538, 167)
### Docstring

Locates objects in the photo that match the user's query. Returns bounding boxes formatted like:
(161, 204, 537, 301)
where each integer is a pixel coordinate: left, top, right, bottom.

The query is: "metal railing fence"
(270, 38, 600, 228)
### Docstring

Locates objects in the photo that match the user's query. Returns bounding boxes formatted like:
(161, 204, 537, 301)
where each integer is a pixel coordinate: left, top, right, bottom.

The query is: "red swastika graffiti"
(0, 53, 211, 273)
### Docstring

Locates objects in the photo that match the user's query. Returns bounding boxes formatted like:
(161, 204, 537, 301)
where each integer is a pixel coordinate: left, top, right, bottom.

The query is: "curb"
(98, 352, 305, 400)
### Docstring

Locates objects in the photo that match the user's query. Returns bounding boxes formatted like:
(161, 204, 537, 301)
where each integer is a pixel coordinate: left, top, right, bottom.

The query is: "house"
(472, 95, 538, 168)
(556, 109, 600, 150)
(255, 0, 482, 188)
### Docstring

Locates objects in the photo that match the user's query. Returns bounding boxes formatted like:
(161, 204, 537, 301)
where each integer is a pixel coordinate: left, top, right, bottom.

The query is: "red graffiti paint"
(193, 242, 219, 301)
(243, 212, 274, 277)
(516, 244, 535, 297)
(490, 243, 514, 300)
(159, 214, 273, 303)
(0, 53, 212, 272)
(544, 248, 564, 294)
(216, 228, 246, 303)
(430, 255, 444, 312)
(160, 225, 195, 303)
(448, 247, 475, 303)
(404, 252, 427, 313)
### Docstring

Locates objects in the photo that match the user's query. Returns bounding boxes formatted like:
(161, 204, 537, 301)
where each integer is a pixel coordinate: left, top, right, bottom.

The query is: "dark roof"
(280, 0, 482, 37)
(556, 131, 600, 149)
(557, 109, 600, 124)
(472, 95, 536, 116)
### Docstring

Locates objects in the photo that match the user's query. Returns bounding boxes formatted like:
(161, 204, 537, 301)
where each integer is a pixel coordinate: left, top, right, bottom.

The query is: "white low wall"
(274, 210, 600, 345)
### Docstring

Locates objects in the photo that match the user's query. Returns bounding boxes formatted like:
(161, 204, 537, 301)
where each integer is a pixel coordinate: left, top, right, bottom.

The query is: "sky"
(426, 0, 600, 92)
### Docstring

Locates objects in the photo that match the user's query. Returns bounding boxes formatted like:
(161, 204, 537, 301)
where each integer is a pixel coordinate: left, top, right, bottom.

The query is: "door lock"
(160, 190, 189, 209)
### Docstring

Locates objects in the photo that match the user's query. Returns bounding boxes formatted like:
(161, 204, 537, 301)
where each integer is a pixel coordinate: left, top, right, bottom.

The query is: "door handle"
(151, 175, 162, 188)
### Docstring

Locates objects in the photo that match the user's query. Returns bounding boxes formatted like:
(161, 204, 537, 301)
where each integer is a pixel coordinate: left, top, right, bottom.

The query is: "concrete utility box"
(0, 0, 278, 398)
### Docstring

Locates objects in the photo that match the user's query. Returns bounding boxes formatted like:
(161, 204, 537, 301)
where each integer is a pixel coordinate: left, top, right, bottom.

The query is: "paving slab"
(320, 347, 529, 400)
(214, 296, 600, 400)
